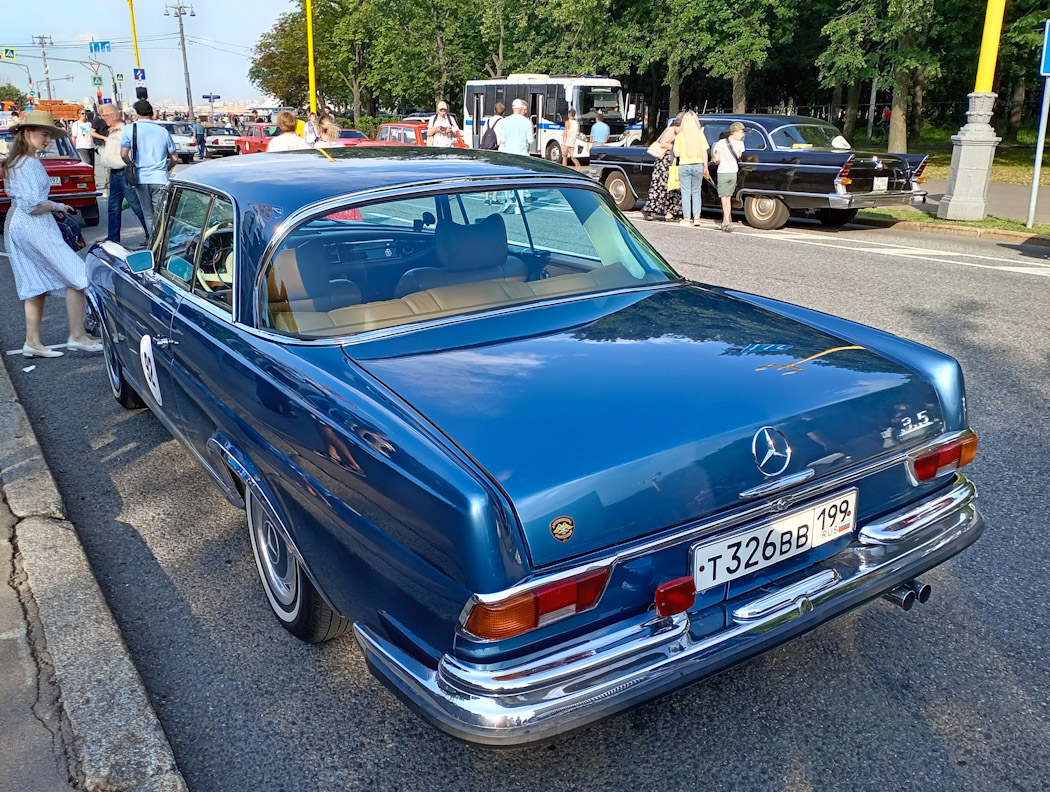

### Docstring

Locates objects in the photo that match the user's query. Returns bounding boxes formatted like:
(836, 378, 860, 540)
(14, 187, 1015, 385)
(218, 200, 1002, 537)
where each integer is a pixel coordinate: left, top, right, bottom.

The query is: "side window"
(744, 128, 766, 150)
(157, 189, 212, 288)
(702, 124, 729, 144)
(191, 197, 235, 311)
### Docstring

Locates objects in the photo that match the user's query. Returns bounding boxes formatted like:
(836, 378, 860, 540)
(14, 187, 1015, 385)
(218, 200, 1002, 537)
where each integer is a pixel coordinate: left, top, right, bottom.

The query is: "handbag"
(667, 160, 681, 191)
(55, 211, 85, 252)
(125, 122, 139, 188)
(646, 141, 665, 159)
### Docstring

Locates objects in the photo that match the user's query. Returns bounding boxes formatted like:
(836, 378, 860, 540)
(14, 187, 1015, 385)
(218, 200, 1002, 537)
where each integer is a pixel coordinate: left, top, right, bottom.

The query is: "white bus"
(463, 74, 644, 161)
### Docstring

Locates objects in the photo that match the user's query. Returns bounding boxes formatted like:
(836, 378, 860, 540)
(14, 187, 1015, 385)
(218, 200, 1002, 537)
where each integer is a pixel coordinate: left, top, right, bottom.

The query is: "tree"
(703, 0, 796, 112)
(0, 82, 28, 109)
(999, 0, 1044, 141)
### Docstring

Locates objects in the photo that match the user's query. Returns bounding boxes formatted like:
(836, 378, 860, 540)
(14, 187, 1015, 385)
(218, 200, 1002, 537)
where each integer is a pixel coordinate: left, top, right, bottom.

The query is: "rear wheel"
(743, 195, 790, 230)
(246, 489, 350, 643)
(546, 141, 563, 163)
(816, 208, 859, 227)
(604, 171, 637, 212)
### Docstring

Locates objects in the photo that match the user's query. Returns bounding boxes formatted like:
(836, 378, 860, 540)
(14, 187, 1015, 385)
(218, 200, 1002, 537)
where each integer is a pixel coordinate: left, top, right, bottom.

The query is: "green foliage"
(0, 82, 28, 108)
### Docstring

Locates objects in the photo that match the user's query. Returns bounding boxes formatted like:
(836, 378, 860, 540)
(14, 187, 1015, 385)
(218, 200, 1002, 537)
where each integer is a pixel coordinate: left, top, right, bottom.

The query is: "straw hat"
(10, 109, 67, 139)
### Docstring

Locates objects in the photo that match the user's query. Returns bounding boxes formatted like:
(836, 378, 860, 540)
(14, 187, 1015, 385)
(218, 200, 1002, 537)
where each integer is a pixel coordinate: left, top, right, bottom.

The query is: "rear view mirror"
(126, 250, 155, 273)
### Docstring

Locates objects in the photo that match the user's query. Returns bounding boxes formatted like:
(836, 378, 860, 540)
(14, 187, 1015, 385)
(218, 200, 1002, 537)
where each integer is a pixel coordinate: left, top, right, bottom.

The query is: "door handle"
(154, 337, 179, 349)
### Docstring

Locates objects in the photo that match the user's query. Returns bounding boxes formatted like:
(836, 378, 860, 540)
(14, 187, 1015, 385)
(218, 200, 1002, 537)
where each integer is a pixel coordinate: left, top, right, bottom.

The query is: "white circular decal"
(139, 334, 163, 406)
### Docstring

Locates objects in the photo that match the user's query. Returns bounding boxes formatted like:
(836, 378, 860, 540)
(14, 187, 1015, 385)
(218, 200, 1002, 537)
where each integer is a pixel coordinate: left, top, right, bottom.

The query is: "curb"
(0, 361, 188, 792)
(853, 215, 1050, 247)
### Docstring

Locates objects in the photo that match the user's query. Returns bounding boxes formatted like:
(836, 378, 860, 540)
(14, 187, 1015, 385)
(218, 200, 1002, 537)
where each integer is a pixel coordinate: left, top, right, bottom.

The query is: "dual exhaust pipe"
(882, 579, 932, 611)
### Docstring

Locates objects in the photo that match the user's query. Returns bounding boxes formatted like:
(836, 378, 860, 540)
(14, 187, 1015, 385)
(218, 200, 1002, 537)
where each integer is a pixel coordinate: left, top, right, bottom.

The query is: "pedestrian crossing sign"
(91, 75, 104, 86)
(1, 47, 15, 60)
(116, 72, 124, 82)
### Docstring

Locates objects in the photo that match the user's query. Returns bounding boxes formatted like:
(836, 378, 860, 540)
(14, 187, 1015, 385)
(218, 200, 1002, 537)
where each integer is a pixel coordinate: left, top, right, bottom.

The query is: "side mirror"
(166, 255, 194, 281)
(126, 250, 155, 273)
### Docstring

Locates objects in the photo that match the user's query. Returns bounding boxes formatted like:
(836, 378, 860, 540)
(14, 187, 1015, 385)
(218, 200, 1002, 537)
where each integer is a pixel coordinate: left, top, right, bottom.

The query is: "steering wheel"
(194, 220, 235, 293)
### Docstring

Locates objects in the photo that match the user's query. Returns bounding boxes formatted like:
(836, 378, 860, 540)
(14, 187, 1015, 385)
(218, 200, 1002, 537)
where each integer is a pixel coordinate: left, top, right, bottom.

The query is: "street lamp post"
(937, 0, 1008, 221)
(306, 0, 317, 113)
(165, 2, 196, 117)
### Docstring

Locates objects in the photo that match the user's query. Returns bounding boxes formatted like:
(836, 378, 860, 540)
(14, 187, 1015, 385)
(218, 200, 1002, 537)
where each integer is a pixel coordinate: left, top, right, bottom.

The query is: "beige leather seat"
(394, 214, 527, 298)
(267, 240, 362, 330)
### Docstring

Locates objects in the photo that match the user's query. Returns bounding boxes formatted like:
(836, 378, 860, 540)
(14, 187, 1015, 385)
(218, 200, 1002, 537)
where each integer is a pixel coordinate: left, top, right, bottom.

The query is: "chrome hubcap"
(609, 179, 626, 202)
(753, 197, 776, 218)
(253, 508, 296, 607)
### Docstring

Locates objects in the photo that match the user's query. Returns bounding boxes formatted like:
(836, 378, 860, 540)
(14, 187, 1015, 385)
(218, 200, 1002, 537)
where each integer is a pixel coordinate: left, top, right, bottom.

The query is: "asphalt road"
(1, 192, 1049, 792)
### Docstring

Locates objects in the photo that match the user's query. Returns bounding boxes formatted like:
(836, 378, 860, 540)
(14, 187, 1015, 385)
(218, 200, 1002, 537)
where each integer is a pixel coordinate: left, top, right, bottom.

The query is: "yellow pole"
(974, 0, 1007, 92)
(127, 0, 141, 69)
(305, 0, 317, 113)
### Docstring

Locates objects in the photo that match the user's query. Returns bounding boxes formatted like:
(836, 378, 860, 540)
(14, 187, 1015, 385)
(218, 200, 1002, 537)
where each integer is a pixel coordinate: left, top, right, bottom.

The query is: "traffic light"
(136, 86, 148, 100)
(96, 90, 103, 106)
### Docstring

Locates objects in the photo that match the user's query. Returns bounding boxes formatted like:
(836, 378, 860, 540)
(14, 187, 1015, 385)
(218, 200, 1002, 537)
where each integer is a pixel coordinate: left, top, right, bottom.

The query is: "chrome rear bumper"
(354, 475, 982, 746)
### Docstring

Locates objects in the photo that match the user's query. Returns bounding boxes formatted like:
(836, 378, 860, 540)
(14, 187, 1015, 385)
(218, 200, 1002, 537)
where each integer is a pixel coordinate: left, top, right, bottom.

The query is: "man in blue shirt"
(120, 100, 176, 235)
(498, 98, 534, 156)
(590, 111, 611, 144)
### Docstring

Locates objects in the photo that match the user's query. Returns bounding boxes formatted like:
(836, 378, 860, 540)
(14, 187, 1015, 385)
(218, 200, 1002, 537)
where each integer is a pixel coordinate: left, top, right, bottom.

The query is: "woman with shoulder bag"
(641, 112, 684, 222)
(1, 111, 103, 358)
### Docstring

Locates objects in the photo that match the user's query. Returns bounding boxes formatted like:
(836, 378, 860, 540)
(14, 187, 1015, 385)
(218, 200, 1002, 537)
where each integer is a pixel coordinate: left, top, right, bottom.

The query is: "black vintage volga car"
(588, 115, 929, 229)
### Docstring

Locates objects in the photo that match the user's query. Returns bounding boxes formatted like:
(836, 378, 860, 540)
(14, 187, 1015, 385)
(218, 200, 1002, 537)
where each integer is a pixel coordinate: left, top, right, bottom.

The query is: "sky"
(1, 0, 294, 111)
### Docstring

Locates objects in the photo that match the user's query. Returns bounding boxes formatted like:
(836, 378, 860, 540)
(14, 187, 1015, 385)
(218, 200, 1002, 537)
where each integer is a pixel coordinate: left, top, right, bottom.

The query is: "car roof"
(174, 147, 586, 222)
(698, 114, 833, 131)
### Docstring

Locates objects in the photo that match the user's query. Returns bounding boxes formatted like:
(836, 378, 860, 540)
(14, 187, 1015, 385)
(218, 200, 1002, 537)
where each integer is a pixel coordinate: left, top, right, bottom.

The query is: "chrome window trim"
(167, 178, 240, 319)
(766, 122, 848, 151)
(456, 428, 975, 633)
(251, 175, 663, 336)
(234, 281, 681, 348)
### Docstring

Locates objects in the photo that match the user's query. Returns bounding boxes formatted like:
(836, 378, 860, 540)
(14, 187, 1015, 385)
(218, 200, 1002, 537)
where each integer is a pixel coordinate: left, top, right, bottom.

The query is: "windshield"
(770, 124, 851, 150)
(164, 123, 194, 137)
(0, 132, 79, 159)
(576, 87, 622, 121)
(261, 186, 677, 338)
(340, 130, 366, 139)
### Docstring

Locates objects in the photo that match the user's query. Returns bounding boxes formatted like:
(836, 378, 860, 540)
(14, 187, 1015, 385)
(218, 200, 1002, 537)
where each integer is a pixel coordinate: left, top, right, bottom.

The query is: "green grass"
(856, 205, 1050, 236)
(859, 126, 1050, 186)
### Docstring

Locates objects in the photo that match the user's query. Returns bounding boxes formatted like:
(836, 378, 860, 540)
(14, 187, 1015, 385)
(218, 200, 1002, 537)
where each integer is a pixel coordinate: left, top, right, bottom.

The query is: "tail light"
(911, 156, 929, 184)
(655, 576, 695, 617)
(835, 155, 855, 193)
(463, 568, 610, 641)
(911, 433, 978, 482)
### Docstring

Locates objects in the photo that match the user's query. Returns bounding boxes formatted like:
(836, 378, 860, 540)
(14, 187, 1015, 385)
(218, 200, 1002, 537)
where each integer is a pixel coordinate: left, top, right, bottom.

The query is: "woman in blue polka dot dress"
(2, 111, 102, 358)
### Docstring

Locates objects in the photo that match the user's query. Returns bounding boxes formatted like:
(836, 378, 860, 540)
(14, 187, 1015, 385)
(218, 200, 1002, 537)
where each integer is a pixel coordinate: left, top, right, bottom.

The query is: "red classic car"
(369, 121, 468, 148)
(235, 123, 280, 154)
(0, 128, 101, 226)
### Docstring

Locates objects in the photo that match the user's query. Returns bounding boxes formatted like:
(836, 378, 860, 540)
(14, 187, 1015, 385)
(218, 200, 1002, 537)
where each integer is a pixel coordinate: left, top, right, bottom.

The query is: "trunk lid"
(844, 151, 911, 193)
(354, 286, 943, 567)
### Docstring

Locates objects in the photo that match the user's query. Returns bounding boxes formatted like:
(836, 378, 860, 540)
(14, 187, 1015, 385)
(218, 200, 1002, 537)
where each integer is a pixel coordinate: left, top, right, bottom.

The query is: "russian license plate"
(49, 176, 61, 186)
(691, 490, 857, 590)
(873, 176, 888, 192)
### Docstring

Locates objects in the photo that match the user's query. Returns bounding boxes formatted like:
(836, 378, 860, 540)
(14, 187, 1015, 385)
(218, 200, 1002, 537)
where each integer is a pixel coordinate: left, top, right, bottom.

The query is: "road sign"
(88, 40, 111, 55)
(103, 98, 112, 104)
(29, 90, 35, 97)
(91, 75, 104, 87)
(134, 68, 146, 81)
(115, 72, 124, 82)
(1041, 21, 1050, 77)
(89, 61, 101, 74)
(1, 47, 15, 61)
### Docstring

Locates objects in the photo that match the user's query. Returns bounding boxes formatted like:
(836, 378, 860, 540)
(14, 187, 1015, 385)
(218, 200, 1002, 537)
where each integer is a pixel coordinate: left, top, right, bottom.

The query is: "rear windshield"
(0, 132, 79, 159)
(770, 124, 851, 150)
(205, 127, 237, 135)
(164, 123, 194, 137)
(261, 186, 677, 338)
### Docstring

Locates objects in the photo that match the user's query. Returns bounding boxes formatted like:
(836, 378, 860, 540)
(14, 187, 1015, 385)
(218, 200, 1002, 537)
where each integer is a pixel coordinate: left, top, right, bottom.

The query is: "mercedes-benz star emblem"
(752, 426, 792, 477)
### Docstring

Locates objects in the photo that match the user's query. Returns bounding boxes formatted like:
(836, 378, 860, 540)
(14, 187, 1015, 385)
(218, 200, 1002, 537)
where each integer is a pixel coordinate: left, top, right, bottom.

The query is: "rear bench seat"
(272, 262, 632, 335)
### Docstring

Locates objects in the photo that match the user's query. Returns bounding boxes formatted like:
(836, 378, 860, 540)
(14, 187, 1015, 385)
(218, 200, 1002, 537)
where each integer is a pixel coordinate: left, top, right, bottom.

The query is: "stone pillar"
(938, 92, 1001, 220)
